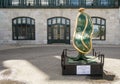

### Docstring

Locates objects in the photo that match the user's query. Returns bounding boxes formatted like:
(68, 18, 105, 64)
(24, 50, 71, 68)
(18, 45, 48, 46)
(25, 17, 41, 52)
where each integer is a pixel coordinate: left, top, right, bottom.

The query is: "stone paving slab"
(0, 44, 120, 84)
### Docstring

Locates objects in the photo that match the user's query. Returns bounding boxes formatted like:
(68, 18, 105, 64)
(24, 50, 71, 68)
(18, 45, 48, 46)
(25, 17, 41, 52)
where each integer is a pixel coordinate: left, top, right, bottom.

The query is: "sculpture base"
(61, 49, 104, 76)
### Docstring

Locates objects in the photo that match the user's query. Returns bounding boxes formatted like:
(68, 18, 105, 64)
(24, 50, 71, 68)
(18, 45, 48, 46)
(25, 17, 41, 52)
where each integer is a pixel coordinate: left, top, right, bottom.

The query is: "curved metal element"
(73, 8, 93, 54)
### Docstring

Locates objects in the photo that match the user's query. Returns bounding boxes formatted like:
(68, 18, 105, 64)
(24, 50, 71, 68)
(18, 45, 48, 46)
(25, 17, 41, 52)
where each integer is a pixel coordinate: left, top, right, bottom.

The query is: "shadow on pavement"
(88, 70, 116, 81)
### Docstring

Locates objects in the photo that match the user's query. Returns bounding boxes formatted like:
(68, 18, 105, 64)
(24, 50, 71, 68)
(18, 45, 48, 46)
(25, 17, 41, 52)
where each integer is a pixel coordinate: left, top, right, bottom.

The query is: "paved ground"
(0, 44, 120, 84)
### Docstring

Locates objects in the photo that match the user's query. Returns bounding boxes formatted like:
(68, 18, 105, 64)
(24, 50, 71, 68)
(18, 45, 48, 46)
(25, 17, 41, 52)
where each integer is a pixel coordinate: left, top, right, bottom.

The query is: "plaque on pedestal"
(76, 65, 91, 75)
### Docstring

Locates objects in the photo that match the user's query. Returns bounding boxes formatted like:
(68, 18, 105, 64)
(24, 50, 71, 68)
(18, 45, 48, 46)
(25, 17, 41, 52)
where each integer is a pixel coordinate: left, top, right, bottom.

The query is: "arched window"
(91, 17, 106, 40)
(12, 17, 35, 40)
(47, 17, 70, 44)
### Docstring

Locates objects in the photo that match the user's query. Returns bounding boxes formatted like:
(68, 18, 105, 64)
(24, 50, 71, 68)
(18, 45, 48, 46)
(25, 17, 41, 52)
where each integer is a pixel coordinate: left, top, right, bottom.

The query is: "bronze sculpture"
(68, 8, 97, 64)
(61, 8, 104, 75)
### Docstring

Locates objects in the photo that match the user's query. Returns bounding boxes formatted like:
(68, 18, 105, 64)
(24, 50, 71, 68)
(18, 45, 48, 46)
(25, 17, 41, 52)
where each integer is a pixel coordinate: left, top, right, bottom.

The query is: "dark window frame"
(47, 17, 70, 44)
(12, 17, 35, 40)
(91, 17, 106, 40)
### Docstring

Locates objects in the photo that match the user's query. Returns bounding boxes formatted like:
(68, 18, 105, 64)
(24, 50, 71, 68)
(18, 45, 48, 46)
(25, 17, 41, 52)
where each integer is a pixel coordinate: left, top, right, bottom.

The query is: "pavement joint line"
(0, 44, 120, 51)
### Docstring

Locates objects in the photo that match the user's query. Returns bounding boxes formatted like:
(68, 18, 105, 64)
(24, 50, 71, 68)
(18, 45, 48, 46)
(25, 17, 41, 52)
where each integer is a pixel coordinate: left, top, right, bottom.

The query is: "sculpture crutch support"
(61, 8, 104, 75)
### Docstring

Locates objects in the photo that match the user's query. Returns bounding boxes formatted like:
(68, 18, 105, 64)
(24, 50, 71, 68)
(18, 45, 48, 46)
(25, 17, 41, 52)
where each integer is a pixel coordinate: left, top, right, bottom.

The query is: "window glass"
(101, 19, 105, 25)
(48, 20, 52, 25)
(26, 0, 34, 6)
(55, 0, 59, 6)
(22, 18, 26, 24)
(97, 18, 101, 24)
(57, 18, 61, 23)
(92, 18, 96, 23)
(32, 20, 35, 25)
(60, 0, 64, 5)
(71, 0, 79, 6)
(13, 20, 17, 24)
(52, 18, 56, 24)
(59, 0, 67, 5)
(66, 27, 70, 39)
(18, 18, 21, 24)
(66, 20, 70, 25)
(48, 27, 52, 39)
(101, 26, 105, 39)
(27, 18, 31, 24)
(12, 0, 19, 6)
(12, 17, 35, 40)
(86, 0, 93, 6)
(93, 25, 100, 39)
(62, 18, 66, 24)
(48, 17, 70, 25)
(101, 0, 108, 6)
(41, 0, 49, 6)
(0, 0, 118, 8)
(92, 17, 106, 40)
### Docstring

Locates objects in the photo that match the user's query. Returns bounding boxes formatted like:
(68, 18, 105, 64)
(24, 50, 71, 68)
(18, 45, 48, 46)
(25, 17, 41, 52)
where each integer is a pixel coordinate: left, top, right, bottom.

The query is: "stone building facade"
(0, 0, 120, 45)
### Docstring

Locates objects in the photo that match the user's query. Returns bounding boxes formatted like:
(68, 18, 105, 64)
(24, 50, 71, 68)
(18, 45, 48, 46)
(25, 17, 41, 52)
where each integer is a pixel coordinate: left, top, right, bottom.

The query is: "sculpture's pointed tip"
(79, 8, 85, 12)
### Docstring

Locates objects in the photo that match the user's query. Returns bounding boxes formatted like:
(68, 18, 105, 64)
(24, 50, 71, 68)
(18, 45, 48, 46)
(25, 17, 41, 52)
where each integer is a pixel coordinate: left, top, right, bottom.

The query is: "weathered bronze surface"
(73, 8, 93, 54)
(68, 8, 96, 63)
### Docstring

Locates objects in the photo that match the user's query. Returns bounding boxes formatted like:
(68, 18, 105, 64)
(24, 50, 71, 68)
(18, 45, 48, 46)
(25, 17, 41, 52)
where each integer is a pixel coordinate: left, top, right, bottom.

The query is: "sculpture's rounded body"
(73, 9, 93, 54)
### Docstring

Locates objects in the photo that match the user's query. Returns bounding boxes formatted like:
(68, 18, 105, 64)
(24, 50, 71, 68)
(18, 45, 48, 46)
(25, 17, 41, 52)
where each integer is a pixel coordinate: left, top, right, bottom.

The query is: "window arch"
(12, 17, 35, 40)
(47, 17, 70, 25)
(91, 17, 106, 40)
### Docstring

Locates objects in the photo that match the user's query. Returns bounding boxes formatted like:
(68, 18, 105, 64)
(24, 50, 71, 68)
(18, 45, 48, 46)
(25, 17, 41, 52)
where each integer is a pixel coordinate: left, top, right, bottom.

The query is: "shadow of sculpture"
(87, 70, 116, 81)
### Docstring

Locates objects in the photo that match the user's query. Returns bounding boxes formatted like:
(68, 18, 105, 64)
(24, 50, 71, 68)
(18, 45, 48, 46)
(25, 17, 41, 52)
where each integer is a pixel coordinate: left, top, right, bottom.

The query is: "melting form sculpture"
(61, 8, 104, 75)
(69, 8, 96, 64)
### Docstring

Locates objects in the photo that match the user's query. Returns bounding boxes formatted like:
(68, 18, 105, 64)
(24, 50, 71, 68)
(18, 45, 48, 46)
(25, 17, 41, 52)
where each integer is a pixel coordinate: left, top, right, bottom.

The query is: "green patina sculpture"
(69, 8, 97, 64)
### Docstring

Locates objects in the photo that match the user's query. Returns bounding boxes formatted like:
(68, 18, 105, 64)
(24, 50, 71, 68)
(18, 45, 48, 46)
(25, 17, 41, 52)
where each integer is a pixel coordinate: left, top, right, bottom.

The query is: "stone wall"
(0, 8, 120, 44)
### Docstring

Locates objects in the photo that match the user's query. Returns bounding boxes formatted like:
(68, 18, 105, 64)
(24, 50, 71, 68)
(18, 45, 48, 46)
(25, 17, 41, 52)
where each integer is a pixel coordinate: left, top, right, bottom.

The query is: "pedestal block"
(61, 49, 104, 76)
